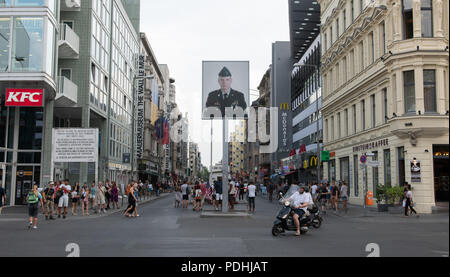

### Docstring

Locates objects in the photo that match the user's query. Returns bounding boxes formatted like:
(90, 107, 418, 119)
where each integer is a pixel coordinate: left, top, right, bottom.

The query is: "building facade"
(319, 0, 449, 213)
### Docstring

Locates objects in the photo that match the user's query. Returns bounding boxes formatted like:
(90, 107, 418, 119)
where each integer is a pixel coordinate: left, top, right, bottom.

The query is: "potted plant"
(386, 186, 405, 209)
(375, 184, 389, 212)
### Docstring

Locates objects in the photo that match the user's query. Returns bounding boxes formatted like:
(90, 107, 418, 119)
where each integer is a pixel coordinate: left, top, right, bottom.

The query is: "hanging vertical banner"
(410, 160, 421, 183)
(136, 55, 145, 160)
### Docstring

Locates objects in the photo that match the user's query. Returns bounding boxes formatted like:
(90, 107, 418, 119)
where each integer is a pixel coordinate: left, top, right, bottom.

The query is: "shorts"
(58, 195, 69, 208)
(28, 203, 39, 218)
(342, 196, 348, 201)
(44, 200, 54, 212)
(195, 199, 201, 203)
(215, 193, 223, 201)
(292, 208, 306, 218)
(182, 195, 189, 201)
(72, 198, 78, 204)
(320, 198, 327, 206)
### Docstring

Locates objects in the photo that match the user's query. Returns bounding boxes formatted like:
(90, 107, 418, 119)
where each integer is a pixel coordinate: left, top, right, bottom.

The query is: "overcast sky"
(140, 0, 290, 169)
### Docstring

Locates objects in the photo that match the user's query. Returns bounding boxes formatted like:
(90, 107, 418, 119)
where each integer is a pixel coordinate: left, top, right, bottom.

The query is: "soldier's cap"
(218, 67, 232, 77)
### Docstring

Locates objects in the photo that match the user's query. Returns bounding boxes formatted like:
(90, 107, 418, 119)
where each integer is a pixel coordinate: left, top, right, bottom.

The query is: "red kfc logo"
(5, 89, 43, 107)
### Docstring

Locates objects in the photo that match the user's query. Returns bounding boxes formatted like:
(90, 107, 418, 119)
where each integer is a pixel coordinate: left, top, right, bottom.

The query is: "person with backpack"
(27, 185, 43, 229)
(43, 182, 56, 220)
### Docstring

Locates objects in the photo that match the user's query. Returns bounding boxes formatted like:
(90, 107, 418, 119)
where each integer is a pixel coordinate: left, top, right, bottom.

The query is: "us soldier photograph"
(205, 66, 247, 118)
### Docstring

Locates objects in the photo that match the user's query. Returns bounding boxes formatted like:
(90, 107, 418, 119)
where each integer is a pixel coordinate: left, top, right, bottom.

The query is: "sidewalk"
(0, 193, 171, 222)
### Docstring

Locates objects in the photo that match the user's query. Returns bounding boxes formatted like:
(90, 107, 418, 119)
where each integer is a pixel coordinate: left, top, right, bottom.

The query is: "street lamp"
(131, 74, 155, 182)
(293, 62, 322, 185)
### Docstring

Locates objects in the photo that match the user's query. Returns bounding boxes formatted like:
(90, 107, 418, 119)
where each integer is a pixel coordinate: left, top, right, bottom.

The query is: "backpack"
(55, 188, 63, 199)
(27, 191, 39, 204)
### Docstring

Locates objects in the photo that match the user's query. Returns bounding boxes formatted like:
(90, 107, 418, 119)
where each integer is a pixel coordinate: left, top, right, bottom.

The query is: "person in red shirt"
(200, 180, 207, 210)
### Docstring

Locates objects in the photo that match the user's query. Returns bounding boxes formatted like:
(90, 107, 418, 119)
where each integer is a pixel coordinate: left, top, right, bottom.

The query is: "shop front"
(0, 90, 45, 205)
(433, 145, 449, 203)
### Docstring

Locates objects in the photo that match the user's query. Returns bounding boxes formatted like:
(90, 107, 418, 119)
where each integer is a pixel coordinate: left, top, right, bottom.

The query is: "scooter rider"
(287, 185, 310, 237)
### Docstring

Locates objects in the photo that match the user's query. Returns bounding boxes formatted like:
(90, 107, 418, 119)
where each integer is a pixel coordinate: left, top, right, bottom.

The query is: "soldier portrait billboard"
(202, 61, 249, 120)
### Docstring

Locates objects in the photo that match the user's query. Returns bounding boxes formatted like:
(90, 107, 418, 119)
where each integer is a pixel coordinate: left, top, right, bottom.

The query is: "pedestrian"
(267, 182, 274, 202)
(181, 181, 189, 209)
(318, 182, 328, 214)
(200, 180, 207, 210)
(248, 182, 256, 213)
(0, 182, 6, 215)
(124, 184, 137, 218)
(89, 182, 96, 212)
(331, 181, 340, 213)
(43, 182, 55, 220)
(239, 181, 245, 201)
(133, 183, 140, 217)
(95, 182, 106, 214)
(228, 179, 236, 211)
(404, 185, 419, 217)
(326, 182, 332, 209)
(110, 182, 119, 209)
(105, 180, 112, 210)
(71, 182, 80, 216)
(174, 184, 182, 208)
(215, 178, 223, 211)
(341, 181, 349, 213)
(58, 179, 71, 219)
(53, 181, 61, 214)
(311, 183, 318, 204)
(81, 183, 90, 216)
(27, 185, 43, 229)
(194, 182, 202, 211)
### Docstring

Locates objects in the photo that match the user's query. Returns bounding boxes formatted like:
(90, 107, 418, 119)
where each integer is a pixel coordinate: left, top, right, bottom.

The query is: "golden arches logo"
(310, 156, 318, 167)
(280, 103, 290, 111)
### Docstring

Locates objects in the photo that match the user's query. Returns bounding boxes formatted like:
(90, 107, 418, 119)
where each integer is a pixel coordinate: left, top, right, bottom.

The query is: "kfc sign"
(6, 89, 43, 107)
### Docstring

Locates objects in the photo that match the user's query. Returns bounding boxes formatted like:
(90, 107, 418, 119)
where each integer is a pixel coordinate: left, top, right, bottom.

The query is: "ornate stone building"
(318, 0, 449, 213)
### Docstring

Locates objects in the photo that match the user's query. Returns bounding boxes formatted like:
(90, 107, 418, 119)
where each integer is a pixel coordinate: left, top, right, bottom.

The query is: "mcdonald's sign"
(280, 102, 290, 111)
(310, 156, 318, 167)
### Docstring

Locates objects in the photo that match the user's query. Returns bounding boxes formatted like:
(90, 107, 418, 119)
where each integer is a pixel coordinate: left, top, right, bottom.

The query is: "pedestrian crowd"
(20, 178, 172, 229)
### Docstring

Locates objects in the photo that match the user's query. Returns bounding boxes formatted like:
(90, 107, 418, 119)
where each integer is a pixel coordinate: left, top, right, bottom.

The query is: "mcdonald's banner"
(310, 156, 319, 167)
(280, 102, 290, 111)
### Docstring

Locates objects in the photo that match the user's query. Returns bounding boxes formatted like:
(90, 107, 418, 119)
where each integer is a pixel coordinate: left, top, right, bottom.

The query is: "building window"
(380, 21, 386, 55)
(344, 109, 349, 137)
(336, 19, 340, 38)
(354, 155, 359, 196)
(403, 70, 416, 113)
(324, 33, 327, 50)
(421, 0, 433, 37)
(343, 57, 347, 82)
(423, 69, 437, 113)
(331, 116, 335, 141)
(371, 94, 376, 128)
(330, 26, 333, 44)
(383, 88, 388, 123)
(351, 0, 355, 22)
(384, 149, 391, 187)
(402, 0, 414, 39)
(352, 104, 357, 134)
(343, 9, 347, 30)
(361, 100, 366, 131)
(360, 0, 363, 14)
(369, 32, 374, 64)
(0, 17, 10, 72)
(360, 41, 364, 72)
(338, 112, 341, 138)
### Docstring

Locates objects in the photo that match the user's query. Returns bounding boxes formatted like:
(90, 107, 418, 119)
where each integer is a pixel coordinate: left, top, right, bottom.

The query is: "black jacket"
(205, 89, 247, 118)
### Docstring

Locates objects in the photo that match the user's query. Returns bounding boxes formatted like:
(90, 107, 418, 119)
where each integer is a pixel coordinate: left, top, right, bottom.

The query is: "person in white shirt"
(181, 182, 189, 209)
(58, 179, 72, 219)
(311, 183, 318, 203)
(247, 182, 257, 213)
(288, 186, 310, 236)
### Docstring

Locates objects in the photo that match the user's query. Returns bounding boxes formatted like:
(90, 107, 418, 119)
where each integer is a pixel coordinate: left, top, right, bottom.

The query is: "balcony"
(58, 24, 79, 59)
(56, 76, 78, 107)
(60, 0, 81, 11)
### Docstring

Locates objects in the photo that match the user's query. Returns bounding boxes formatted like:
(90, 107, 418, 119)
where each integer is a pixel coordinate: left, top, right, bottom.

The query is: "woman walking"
(405, 185, 419, 217)
(124, 183, 137, 217)
(194, 182, 202, 211)
(133, 183, 140, 217)
(229, 180, 237, 211)
(110, 182, 119, 209)
(71, 183, 80, 216)
(27, 185, 43, 230)
(340, 181, 349, 213)
(81, 183, 90, 216)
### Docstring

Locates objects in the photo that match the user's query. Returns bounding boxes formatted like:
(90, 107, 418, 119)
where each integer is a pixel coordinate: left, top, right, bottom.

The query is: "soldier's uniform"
(205, 67, 247, 118)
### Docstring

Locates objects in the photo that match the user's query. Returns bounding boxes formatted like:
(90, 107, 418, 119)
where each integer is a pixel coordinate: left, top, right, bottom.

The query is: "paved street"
(0, 194, 448, 257)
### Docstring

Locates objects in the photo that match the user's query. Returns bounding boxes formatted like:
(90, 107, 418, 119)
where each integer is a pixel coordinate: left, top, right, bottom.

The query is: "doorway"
(434, 145, 449, 202)
(398, 147, 406, 186)
(15, 166, 40, 205)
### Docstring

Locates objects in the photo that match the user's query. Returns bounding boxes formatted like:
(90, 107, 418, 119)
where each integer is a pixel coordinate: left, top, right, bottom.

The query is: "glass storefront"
(0, 94, 43, 205)
(433, 145, 449, 202)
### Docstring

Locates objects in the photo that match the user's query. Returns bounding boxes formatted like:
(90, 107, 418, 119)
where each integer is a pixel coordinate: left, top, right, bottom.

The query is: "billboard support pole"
(222, 119, 229, 213)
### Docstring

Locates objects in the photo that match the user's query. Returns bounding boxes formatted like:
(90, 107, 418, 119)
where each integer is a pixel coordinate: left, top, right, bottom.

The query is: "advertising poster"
(411, 160, 421, 183)
(202, 61, 249, 120)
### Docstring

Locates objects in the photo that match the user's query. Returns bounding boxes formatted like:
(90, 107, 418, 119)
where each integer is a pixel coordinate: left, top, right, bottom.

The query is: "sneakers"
(58, 214, 61, 218)
(45, 215, 49, 220)
(49, 216, 55, 220)
(33, 226, 37, 230)
(63, 215, 66, 219)
(28, 222, 32, 229)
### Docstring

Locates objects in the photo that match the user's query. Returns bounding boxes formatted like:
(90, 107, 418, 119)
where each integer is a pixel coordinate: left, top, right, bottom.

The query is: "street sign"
(52, 129, 99, 163)
(360, 155, 367, 164)
(321, 151, 330, 162)
(367, 161, 380, 167)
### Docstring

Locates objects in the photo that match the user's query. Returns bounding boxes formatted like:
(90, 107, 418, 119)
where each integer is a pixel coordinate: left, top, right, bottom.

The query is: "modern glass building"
(0, 0, 58, 205)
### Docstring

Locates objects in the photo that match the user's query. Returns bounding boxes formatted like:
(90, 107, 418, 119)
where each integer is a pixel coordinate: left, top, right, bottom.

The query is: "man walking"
(215, 177, 223, 211)
(181, 181, 189, 209)
(247, 182, 256, 213)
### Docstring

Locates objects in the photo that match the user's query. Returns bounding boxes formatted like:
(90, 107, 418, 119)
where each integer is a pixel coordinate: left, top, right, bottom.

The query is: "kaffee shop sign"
(5, 89, 44, 107)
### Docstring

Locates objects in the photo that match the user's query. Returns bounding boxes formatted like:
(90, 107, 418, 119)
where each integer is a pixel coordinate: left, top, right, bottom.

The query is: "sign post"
(52, 129, 99, 185)
(222, 119, 229, 213)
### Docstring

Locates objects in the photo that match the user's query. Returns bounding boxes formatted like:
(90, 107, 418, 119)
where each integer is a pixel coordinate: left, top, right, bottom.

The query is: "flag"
(162, 119, 170, 145)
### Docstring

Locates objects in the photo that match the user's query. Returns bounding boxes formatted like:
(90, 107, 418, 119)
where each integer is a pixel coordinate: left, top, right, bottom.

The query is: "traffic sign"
(367, 161, 381, 167)
(321, 151, 330, 162)
(360, 155, 367, 164)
